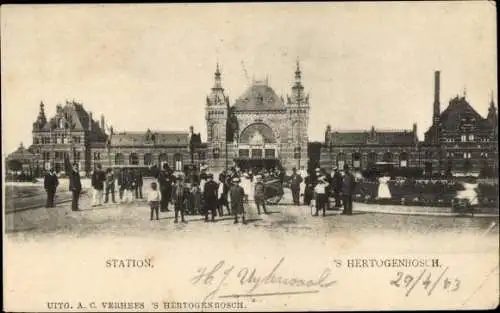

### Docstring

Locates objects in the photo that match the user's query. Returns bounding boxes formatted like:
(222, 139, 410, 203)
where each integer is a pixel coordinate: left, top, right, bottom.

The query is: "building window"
(294, 147, 301, 159)
(463, 152, 472, 159)
(74, 152, 81, 161)
(383, 152, 393, 163)
(367, 152, 377, 166)
(210, 123, 220, 140)
(481, 152, 489, 158)
(144, 153, 152, 166)
(93, 152, 101, 160)
(353, 152, 361, 169)
(336, 152, 345, 168)
(252, 149, 263, 159)
(129, 153, 139, 165)
(213, 148, 220, 159)
(399, 152, 409, 168)
(461, 134, 467, 142)
(468, 134, 475, 141)
(265, 149, 275, 159)
(34, 137, 40, 144)
(115, 153, 124, 165)
(239, 149, 249, 158)
(173, 154, 183, 171)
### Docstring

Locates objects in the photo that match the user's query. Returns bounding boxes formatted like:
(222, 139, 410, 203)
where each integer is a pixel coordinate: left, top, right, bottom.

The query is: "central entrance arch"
(236, 123, 280, 170)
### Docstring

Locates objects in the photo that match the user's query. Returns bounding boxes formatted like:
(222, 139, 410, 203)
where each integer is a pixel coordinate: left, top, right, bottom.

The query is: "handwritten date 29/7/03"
(390, 266, 460, 297)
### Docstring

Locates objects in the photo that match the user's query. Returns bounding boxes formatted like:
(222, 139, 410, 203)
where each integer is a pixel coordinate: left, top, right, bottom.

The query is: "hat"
(315, 168, 320, 172)
(207, 173, 214, 178)
(255, 175, 262, 180)
(292, 167, 297, 171)
(232, 177, 241, 182)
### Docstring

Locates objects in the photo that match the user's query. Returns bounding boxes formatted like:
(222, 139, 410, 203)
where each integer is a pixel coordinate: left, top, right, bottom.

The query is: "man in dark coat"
(135, 170, 143, 199)
(332, 167, 343, 209)
(91, 164, 106, 207)
(158, 164, 172, 212)
(229, 177, 246, 224)
(303, 174, 314, 206)
(117, 168, 128, 202)
(253, 175, 267, 214)
(289, 167, 303, 205)
(341, 165, 356, 215)
(203, 173, 219, 222)
(44, 168, 59, 208)
(171, 177, 188, 223)
(69, 163, 82, 211)
(104, 168, 116, 204)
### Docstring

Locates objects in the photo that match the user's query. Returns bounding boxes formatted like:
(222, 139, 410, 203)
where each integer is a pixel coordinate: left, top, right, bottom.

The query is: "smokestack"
(88, 111, 93, 131)
(433, 70, 440, 119)
(100, 114, 105, 131)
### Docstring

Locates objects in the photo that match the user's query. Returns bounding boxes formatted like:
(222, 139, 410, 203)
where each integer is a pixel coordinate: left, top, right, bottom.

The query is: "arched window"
(115, 153, 124, 165)
(337, 152, 345, 170)
(210, 122, 220, 141)
(294, 147, 301, 159)
(144, 153, 152, 166)
(173, 153, 183, 171)
(158, 153, 168, 169)
(213, 148, 220, 159)
(291, 121, 302, 142)
(367, 152, 377, 166)
(352, 152, 362, 169)
(399, 152, 409, 168)
(129, 153, 139, 165)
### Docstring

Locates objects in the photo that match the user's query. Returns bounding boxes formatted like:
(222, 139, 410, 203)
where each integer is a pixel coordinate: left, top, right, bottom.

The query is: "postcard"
(2, 2, 498, 311)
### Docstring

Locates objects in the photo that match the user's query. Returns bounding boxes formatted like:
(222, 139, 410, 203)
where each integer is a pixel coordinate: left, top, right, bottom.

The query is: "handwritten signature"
(190, 257, 336, 301)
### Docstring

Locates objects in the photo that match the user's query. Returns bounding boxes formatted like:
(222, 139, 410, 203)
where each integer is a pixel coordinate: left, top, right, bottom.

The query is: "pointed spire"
(37, 101, 47, 125)
(463, 85, 467, 98)
(213, 62, 223, 90)
(490, 90, 495, 106)
(295, 57, 302, 83)
(291, 58, 305, 105)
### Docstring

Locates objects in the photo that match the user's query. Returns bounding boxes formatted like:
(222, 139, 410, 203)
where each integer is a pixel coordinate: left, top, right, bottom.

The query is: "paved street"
(5, 187, 499, 241)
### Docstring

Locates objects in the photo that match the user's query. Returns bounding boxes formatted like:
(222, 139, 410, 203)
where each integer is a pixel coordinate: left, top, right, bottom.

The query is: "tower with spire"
(286, 59, 310, 169)
(487, 91, 497, 130)
(205, 63, 230, 169)
(33, 101, 48, 131)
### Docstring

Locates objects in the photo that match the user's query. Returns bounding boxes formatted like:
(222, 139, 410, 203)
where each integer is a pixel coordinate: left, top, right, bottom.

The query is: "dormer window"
(461, 134, 467, 142)
(468, 134, 475, 141)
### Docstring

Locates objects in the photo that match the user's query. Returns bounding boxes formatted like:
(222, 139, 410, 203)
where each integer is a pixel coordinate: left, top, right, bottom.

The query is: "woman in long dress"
(377, 174, 392, 199)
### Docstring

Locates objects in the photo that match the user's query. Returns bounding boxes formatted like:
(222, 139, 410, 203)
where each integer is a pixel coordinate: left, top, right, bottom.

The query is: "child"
(314, 176, 329, 216)
(148, 181, 161, 220)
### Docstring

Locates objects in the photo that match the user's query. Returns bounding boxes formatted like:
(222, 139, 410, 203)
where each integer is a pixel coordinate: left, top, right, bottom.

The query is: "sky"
(1, 2, 497, 155)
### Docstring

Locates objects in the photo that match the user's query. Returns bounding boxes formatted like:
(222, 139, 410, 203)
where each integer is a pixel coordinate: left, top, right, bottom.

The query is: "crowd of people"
(42, 161, 491, 220)
(42, 162, 359, 219)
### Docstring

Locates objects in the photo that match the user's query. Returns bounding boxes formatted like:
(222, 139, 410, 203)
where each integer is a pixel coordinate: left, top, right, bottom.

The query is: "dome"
(233, 81, 285, 112)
